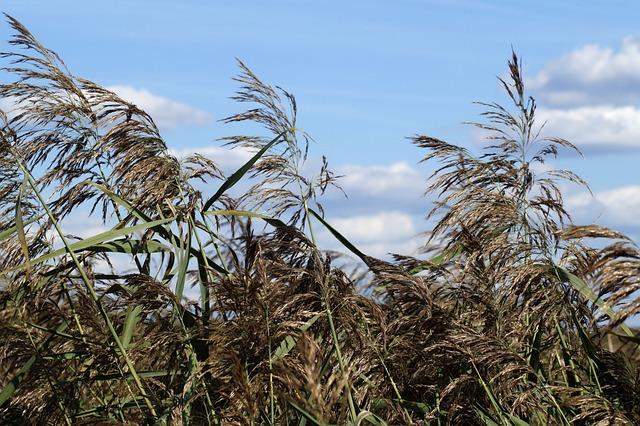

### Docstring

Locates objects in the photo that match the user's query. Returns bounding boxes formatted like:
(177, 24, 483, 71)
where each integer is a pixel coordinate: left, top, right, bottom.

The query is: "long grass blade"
(121, 305, 144, 349)
(0, 212, 45, 241)
(308, 208, 370, 265)
(0, 217, 176, 277)
(205, 209, 287, 228)
(14, 176, 31, 273)
(554, 266, 634, 337)
(271, 314, 321, 362)
(203, 129, 295, 212)
(0, 321, 70, 406)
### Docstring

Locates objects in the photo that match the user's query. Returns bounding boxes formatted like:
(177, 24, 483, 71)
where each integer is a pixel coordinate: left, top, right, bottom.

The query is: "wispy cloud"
(313, 162, 431, 258)
(329, 211, 416, 242)
(337, 162, 423, 196)
(0, 95, 24, 120)
(108, 86, 213, 131)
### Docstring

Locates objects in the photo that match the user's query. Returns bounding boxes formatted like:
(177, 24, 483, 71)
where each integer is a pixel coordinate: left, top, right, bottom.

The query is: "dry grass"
(1, 15, 640, 425)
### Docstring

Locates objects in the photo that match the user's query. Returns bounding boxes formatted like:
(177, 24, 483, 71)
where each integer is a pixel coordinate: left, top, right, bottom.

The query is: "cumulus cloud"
(0, 96, 17, 119)
(329, 211, 416, 242)
(0, 86, 212, 132)
(565, 185, 640, 241)
(528, 36, 640, 107)
(108, 86, 213, 131)
(325, 162, 429, 215)
(292, 162, 431, 258)
(337, 162, 422, 194)
(536, 106, 640, 151)
(317, 211, 424, 258)
(518, 37, 640, 153)
(170, 145, 254, 172)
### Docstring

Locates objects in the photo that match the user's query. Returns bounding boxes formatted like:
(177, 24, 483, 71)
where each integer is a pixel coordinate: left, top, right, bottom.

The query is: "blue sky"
(2, 1, 640, 258)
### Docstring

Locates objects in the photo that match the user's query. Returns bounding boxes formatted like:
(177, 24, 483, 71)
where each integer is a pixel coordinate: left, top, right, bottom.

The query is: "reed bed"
(1, 15, 639, 425)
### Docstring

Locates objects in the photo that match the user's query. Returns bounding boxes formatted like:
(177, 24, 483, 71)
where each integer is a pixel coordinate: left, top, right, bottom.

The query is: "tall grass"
(1, 15, 639, 425)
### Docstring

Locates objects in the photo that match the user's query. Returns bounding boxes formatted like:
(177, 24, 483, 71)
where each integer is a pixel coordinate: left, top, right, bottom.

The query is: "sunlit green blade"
(204, 209, 287, 228)
(0, 217, 175, 276)
(0, 212, 45, 241)
(121, 305, 144, 349)
(271, 314, 321, 362)
(203, 130, 292, 212)
(308, 208, 370, 266)
(554, 266, 633, 337)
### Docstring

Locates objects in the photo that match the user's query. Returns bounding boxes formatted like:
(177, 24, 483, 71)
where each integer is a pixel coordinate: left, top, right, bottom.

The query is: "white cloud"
(317, 210, 423, 258)
(566, 185, 640, 230)
(537, 106, 640, 150)
(311, 161, 432, 220)
(0, 96, 18, 119)
(170, 145, 254, 172)
(337, 162, 423, 196)
(520, 37, 640, 152)
(108, 86, 213, 131)
(0, 86, 213, 132)
(329, 162, 428, 215)
(329, 211, 416, 243)
(528, 36, 640, 107)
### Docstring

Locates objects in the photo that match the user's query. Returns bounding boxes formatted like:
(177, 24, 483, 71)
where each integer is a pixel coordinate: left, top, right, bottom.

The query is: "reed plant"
(1, 15, 639, 425)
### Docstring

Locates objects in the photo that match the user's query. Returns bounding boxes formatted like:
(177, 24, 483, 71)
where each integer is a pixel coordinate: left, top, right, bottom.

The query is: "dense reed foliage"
(1, 15, 640, 425)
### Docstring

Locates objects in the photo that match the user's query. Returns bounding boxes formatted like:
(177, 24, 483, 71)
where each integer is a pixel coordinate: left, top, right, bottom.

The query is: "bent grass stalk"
(8, 148, 158, 420)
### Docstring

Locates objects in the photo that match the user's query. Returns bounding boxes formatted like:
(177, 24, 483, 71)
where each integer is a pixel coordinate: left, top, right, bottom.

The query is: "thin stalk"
(11, 150, 158, 420)
(372, 347, 412, 423)
(265, 305, 275, 426)
(199, 212, 234, 322)
(21, 310, 74, 426)
(78, 123, 127, 226)
(323, 291, 357, 420)
(471, 360, 509, 426)
(190, 214, 212, 317)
